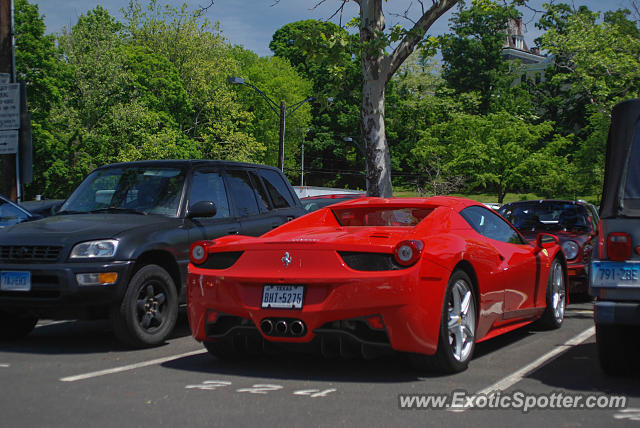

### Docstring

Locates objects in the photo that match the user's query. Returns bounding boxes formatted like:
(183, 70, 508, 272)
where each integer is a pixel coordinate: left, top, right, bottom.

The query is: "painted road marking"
(614, 408, 640, 421)
(293, 389, 337, 398)
(448, 326, 595, 412)
(37, 320, 74, 327)
(0, 364, 9, 368)
(236, 384, 283, 394)
(185, 381, 337, 398)
(60, 349, 205, 382)
(186, 380, 232, 391)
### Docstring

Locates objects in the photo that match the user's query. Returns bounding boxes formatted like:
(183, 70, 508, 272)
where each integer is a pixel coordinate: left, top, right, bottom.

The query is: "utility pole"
(0, 0, 15, 201)
(300, 135, 304, 186)
(278, 101, 286, 172)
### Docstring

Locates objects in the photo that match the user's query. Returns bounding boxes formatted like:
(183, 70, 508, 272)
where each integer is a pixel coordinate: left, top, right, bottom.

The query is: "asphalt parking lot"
(0, 301, 638, 428)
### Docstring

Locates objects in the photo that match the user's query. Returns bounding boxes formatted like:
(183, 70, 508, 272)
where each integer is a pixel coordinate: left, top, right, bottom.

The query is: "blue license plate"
(591, 261, 640, 287)
(0, 271, 31, 291)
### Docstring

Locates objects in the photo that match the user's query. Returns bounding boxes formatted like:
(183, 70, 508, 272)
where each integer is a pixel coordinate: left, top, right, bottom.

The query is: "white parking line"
(37, 320, 74, 327)
(476, 326, 595, 394)
(449, 326, 595, 412)
(0, 363, 9, 368)
(60, 349, 206, 382)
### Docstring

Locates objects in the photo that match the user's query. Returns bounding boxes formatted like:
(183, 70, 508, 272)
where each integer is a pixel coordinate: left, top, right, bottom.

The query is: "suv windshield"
(499, 201, 590, 233)
(59, 166, 186, 216)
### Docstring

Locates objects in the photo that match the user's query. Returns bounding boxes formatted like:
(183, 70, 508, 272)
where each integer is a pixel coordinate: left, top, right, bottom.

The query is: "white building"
(502, 18, 554, 84)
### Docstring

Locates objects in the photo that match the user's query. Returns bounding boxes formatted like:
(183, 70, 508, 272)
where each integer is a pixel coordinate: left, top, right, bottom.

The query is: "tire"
(596, 323, 631, 376)
(410, 270, 477, 373)
(537, 258, 566, 329)
(0, 309, 38, 340)
(110, 264, 178, 348)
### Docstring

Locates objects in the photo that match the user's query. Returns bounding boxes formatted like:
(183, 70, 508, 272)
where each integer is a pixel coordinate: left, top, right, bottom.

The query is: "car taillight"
(607, 232, 632, 261)
(190, 240, 214, 265)
(393, 240, 423, 266)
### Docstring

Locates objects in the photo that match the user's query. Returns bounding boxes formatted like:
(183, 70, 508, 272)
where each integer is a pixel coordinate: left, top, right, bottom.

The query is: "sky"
(29, 0, 632, 57)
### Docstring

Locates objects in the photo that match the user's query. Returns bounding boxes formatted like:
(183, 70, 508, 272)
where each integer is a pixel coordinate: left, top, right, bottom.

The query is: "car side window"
(247, 170, 272, 211)
(226, 169, 261, 217)
(460, 206, 526, 245)
(259, 169, 295, 209)
(585, 205, 597, 232)
(188, 170, 230, 218)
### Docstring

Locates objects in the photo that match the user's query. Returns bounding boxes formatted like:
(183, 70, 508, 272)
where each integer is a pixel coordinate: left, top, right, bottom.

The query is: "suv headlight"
(561, 240, 579, 260)
(70, 240, 119, 259)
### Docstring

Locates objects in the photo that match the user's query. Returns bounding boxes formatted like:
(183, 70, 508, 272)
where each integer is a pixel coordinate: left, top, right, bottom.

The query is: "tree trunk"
(497, 184, 505, 204)
(360, 0, 393, 197)
(357, 0, 458, 197)
(361, 69, 392, 197)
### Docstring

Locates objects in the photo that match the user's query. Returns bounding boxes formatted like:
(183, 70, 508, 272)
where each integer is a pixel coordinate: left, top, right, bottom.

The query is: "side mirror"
(187, 201, 217, 219)
(536, 233, 558, 249)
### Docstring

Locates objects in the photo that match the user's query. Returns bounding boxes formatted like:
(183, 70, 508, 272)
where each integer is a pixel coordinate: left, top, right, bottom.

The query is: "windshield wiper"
(88, 207, 148, 215)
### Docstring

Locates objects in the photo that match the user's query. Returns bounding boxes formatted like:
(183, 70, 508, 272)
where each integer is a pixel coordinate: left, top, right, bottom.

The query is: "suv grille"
(0, 245, 63, 262)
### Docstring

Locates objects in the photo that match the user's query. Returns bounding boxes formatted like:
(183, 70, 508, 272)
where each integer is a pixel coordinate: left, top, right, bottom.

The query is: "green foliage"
(12, 0, 638, 203)
(17, 0, 292, 197)
(233, 50, 313, 169)
(414, 111, 554, 202)
(440, 0, 520, 113)
(122, 0, 266, 160)
(539, 6, 640, 113)
(519, 134, 580, 199)
(14, 0, 72, 198)
(269, 20, 362, 187)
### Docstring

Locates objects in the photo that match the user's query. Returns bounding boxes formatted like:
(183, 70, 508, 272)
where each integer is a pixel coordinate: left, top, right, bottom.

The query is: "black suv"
(590, 99, 640, 375)
(0, 160, 305, 347)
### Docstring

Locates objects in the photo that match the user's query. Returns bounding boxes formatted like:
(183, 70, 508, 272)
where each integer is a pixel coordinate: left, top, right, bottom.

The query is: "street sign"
(0, 73, 10, 84)
(0, 83, 20, 130)
(0, 129, 18, 154)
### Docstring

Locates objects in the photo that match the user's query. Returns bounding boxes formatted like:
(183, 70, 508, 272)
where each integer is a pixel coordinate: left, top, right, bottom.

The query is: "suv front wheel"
(110, 264, 178, 348)
(0, 309, 38, 340)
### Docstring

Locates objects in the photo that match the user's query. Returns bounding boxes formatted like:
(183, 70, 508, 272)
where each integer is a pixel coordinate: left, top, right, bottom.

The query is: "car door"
(256, 167, 302, 224)
(224, 168, 278, 236)
(186, 168, 240, 242)
(460, 206, 538, 315)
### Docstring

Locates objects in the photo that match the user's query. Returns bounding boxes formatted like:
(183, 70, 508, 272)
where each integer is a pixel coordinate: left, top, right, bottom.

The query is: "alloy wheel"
(447, 279, 476, 362)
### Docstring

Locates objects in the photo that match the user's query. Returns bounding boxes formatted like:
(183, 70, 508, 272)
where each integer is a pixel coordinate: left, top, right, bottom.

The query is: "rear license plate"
(591, 261, 640, 287)
(261, 285, 304, 309)
(0, 271, 31, 292)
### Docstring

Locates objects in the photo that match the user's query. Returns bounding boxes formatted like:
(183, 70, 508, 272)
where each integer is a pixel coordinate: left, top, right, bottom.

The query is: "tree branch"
(324, 0, 349, 23)
(384, 0, 458, 81)
(389, 2, 418, 25)
(195, 0, 214, 17)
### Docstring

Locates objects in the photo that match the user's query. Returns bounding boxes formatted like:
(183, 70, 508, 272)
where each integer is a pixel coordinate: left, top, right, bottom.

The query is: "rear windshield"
(332, 207, 433, 227)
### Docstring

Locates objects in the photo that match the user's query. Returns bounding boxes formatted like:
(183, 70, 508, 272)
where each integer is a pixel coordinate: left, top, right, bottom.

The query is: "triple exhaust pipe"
(260, 318, 306, 337)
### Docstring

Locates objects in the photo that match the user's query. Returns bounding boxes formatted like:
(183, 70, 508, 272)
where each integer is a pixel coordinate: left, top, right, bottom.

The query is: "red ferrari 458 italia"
(187, 196, 567, 373)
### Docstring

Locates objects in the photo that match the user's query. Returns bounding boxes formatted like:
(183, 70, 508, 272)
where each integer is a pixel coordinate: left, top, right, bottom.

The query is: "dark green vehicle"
(0, 160, 305, 347)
